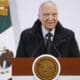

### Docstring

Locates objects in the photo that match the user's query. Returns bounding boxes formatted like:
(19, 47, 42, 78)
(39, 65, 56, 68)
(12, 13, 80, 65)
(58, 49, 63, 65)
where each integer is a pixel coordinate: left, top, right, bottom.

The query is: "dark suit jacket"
(16, 20, 80, 57)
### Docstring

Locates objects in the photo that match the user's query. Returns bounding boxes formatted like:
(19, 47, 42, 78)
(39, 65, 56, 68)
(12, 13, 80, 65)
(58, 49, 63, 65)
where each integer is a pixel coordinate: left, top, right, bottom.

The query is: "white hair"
(39, 0, 57, 13)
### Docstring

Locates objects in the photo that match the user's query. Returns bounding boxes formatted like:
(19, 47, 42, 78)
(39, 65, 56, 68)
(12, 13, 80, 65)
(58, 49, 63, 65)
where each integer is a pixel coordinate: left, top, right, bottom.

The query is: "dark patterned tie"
(45, 32, 53, 54)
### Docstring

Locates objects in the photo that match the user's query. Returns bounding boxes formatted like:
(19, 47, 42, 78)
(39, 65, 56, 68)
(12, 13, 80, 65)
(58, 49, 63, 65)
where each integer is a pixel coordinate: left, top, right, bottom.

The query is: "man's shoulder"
(62, 27, 74, 36)
(20, 27, 35, 39)
(57, 22, 74, 37)
(21, 27, 33, 35)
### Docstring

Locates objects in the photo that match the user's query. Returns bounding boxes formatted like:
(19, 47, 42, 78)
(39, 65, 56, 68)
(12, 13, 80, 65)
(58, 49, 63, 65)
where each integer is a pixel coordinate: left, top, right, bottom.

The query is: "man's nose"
(48, 15, 54, 20)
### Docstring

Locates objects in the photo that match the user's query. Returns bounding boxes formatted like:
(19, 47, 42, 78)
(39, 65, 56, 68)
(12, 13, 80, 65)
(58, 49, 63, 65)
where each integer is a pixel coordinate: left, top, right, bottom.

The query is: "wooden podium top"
(12, 57, 80, 75)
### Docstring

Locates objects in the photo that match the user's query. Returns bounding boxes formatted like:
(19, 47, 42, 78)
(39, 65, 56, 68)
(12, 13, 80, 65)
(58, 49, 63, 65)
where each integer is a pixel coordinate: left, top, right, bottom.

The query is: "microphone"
(31, 46, 40, 57)
(31, 41, 43, 57)
(51, 39, 67, 58)
(31, 43, 61, 58)
(31, 38, 64, 57)
(52, 45, 61, 58)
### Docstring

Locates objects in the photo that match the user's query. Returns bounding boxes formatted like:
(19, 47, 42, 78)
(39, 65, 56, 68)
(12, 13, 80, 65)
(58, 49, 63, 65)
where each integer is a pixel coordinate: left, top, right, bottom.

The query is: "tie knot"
(46, 32, 52, 40)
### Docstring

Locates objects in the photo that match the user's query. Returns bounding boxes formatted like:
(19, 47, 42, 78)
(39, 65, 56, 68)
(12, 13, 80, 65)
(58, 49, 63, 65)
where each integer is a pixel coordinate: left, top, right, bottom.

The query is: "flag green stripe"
(0, 7, 12, 34)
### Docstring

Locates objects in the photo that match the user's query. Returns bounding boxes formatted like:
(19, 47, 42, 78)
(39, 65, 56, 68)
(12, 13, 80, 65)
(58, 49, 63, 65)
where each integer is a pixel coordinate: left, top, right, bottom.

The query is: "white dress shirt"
(41, 25, 55, 41)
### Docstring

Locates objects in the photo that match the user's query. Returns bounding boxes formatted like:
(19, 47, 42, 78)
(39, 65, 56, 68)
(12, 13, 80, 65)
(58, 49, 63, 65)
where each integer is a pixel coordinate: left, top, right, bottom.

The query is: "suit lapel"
(33, 21, 46, 54)
(52, 22, 67, 47)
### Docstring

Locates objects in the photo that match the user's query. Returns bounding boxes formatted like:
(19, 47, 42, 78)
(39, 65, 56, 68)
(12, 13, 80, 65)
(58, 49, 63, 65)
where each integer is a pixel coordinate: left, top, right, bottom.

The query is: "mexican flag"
(0, 0, 11, 33)
(0, 0, 16, 56)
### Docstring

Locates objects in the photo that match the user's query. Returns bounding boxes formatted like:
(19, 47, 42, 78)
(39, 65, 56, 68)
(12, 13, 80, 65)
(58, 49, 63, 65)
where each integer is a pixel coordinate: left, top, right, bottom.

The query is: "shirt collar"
(41, 25, 55, 40)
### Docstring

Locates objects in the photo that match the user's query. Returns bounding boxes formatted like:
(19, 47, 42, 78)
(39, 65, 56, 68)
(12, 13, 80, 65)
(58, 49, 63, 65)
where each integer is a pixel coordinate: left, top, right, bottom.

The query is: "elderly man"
(16, 1, 80, 57)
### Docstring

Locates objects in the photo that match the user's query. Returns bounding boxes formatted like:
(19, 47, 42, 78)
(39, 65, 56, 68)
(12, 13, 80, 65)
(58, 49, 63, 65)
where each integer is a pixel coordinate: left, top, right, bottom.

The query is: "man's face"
(39, 3, 58, 31)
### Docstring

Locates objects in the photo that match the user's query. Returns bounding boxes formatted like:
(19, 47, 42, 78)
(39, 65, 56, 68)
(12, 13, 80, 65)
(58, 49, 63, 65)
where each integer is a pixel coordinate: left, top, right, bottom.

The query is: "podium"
(12, 57, 80, 75)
